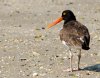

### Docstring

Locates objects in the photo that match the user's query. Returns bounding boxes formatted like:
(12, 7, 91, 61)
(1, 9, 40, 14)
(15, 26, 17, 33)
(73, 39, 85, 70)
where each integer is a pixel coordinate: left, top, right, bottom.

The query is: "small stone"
(41, 38, 44, 41)
(21, 64, 27, 66)
(32, 52, 40, 56)
(27, 74, 30, 76)
(36, 28, 41, 30)
(56, 55, 59, 58)
(16, 10, 20, 13)
(41, 27, 45, 29)
(34, 35, 42, 38)
(45, 50, 49, 51)
(19, 25, 22, 27)
(91, 53, 98, 57)
(94, 19, 98, 22)
(20, 59, 27, 61)
(33, 73, 38, 77)
(10, 14, 12, 17)
(63, 57, 67, 59)
(47, 10, 51, 12)
(38, 60, 40, 62)
(69, 2, 73, 4)
(56, 75, 59, 77)
(86, 72, 90, 75)
(66, 2, 73, 5)
(40, 73, 46, 76)
(93, 53, 98, 56)
(39, 66, 44, 69)
(98, 38, 100, 41)
(69, 73, 76, 77)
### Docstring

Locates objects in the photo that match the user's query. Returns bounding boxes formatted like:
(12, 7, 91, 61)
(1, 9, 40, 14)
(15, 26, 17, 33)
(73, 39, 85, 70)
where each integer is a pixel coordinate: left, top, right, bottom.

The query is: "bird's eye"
(63, 12, 66, 15)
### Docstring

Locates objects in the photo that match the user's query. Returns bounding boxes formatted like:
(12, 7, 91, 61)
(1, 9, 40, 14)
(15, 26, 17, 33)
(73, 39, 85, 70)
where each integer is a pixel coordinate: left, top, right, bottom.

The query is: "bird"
(47, 10, 90, 72)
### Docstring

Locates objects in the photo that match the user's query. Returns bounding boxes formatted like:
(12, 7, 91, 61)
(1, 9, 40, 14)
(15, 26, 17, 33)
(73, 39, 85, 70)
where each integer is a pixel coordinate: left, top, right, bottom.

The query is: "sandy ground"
(0, 0, 100, 78)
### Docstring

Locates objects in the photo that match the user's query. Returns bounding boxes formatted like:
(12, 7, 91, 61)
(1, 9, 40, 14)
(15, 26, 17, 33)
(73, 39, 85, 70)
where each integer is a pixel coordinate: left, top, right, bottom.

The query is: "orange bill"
(47, 17, 63, 29)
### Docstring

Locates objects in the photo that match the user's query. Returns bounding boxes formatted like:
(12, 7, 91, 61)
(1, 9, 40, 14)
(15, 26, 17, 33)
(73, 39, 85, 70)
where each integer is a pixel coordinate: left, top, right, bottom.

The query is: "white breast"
(62, 41, 66, 46)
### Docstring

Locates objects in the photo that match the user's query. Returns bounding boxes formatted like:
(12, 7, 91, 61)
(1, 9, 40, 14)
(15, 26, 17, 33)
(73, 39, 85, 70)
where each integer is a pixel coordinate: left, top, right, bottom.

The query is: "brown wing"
(60, 21, 90, 49)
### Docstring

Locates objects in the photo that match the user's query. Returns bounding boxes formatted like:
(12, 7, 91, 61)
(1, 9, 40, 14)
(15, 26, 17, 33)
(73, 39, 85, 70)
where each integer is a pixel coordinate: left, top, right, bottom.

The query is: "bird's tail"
(82, 36, 90, 50)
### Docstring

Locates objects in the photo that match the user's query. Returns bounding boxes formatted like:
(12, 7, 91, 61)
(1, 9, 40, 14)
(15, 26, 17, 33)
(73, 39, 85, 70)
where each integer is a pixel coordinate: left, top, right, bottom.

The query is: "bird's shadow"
(81, 64, 100, 72)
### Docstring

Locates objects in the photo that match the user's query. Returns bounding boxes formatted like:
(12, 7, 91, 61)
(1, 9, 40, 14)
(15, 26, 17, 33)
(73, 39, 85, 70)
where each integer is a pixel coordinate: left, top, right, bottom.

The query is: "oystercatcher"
(47, 10, 90, 72)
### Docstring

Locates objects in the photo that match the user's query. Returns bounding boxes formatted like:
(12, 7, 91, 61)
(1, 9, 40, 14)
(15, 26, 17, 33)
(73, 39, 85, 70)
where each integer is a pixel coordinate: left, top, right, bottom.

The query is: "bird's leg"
(77, 49, 81, 70)
(69, 48, 73, 72)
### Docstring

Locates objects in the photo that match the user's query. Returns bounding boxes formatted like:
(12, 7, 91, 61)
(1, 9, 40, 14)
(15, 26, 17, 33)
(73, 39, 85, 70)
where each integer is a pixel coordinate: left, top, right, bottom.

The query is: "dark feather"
(60, 20, 90, 50)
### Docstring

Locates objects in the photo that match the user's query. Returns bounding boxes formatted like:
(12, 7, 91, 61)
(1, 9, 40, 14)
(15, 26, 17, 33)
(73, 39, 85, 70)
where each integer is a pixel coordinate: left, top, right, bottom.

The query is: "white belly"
(62, 41, 67, 46)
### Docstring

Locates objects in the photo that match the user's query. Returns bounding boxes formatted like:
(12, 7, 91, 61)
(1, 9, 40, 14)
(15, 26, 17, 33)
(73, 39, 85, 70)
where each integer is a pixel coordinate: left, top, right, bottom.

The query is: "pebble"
(32, 73, 38, 77)
(40, 73, 46, 76)
(20, 59, 27, 61)
(45, 50, 49, 51)
(34, 35, 42, 39)
(36, 28, 41, 30)
(32, 51, 40, 56)
(41, 27, 45, 29)
(86, 71, 91, 75)
(39, 66, 44, 69)
(69, 73, 76, 77)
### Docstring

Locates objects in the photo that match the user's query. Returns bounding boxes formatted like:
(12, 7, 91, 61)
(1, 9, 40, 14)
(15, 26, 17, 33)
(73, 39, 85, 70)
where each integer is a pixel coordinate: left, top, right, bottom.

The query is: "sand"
(0, 0, 100, 78)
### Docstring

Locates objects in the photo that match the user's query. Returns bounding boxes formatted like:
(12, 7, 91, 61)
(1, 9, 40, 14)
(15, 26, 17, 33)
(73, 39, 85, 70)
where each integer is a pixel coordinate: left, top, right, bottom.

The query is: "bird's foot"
(72, 67, 81, 71)
(63, 68, 81, 72)
(64, 68, 73, 72)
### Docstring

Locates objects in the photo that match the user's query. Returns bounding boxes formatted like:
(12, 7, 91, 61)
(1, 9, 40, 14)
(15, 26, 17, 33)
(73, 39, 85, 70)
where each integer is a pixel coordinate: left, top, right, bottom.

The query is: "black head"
(47, 10, 76, 29)
(62, 10, 76, 23)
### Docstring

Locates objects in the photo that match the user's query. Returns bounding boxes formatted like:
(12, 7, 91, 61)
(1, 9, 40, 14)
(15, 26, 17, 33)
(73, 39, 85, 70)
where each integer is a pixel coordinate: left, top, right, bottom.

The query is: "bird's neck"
(63, 19, 76, 28)
(64, 20, 71, 24)
(64, 15, 76, 25)
(64, 19, 76, 24)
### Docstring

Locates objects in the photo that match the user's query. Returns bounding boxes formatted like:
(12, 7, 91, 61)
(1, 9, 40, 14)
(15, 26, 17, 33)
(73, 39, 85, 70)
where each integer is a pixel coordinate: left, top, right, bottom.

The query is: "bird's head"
(62, 10, 76, 21)
(47, 10, 76, 29)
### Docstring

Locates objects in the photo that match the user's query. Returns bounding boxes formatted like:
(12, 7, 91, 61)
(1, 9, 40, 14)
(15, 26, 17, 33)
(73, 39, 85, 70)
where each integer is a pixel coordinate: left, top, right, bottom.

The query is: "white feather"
(62, 41, 66, 46)
(77, 37, 84, 42)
